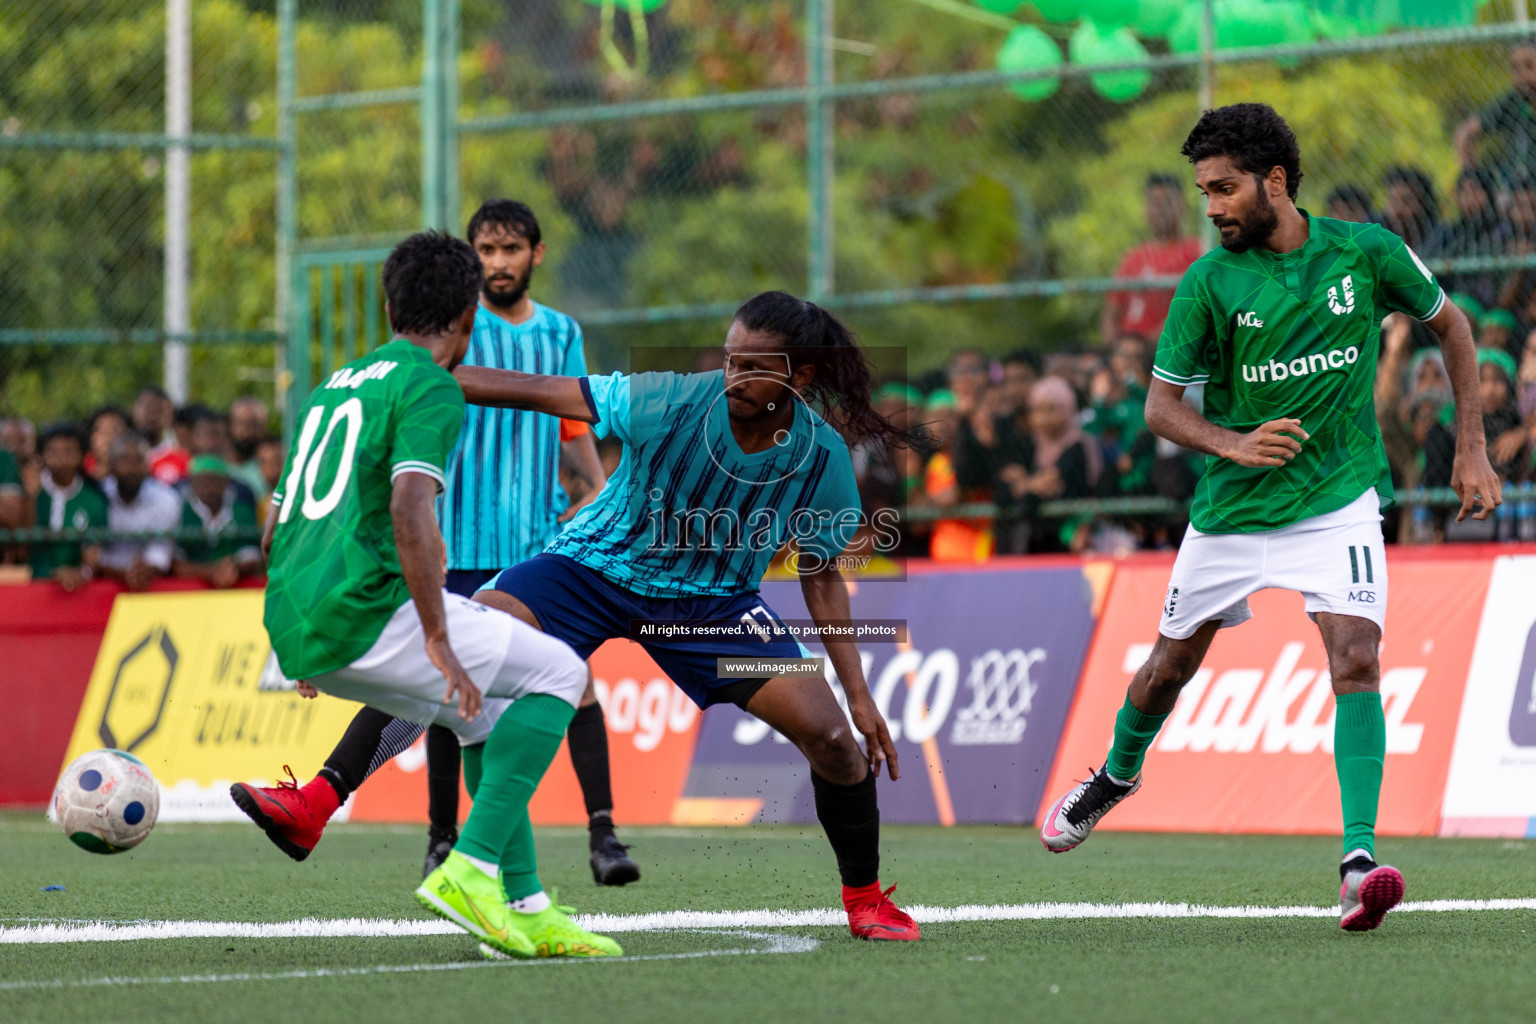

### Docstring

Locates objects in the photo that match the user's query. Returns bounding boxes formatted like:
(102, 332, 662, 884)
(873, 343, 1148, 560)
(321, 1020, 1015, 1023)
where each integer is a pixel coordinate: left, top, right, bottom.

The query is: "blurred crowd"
(0, 388, 279, 590)
(843, 135, 1536, 561)
(11, 43, 1536, 575)
(853, 339, 1197, 561)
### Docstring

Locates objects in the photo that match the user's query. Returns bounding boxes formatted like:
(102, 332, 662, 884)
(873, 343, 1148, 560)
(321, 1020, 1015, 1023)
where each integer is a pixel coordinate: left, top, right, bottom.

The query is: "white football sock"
(509, 890, 551, 914)
(460, 853, 499, 879)
(1342, 847, 1373, 866)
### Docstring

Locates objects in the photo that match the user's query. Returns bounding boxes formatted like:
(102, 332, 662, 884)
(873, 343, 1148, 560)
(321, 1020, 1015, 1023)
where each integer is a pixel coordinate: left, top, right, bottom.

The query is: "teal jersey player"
(1154, 213, 1446, 532)
(1041, 103, 1502, 935)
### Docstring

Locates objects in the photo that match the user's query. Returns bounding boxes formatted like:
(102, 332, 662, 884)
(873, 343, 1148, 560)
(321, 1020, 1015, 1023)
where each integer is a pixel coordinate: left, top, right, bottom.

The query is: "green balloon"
(1168, 0, 1305, 53)
(997, 24, 1064, 102)
(1070, 21, 1152, 103)
(1223, 0, 1273, 48)
(1308, 11, 1377, 39)
(1167, 3, 1203, 53)
(1031, 0, 1083, 22)
(972, 0, 1024, 11)
(1269, 1, 1315, 44)
(1079, 0, 1139, 28)
(1133, 0, 1186, 38)
(580, 0, 667, 10)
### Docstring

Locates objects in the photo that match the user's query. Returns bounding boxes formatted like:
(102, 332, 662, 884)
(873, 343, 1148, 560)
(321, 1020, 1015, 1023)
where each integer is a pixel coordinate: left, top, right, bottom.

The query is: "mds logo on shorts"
(1346, 544, 1377, 604)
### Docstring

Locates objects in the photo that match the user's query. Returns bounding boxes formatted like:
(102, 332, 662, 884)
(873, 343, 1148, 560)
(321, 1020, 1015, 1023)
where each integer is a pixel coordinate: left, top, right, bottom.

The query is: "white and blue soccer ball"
(52, 749, 161, 854)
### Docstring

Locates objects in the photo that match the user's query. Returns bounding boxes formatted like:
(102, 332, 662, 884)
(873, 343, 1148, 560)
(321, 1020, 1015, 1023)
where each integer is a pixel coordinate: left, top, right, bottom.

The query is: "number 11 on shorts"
(1347, 545, 1374, 585)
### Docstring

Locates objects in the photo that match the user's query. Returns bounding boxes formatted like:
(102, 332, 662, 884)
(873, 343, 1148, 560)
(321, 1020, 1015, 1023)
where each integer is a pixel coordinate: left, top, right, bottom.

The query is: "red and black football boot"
(229, 766, 340, 862)
(843, 881, 921, 941)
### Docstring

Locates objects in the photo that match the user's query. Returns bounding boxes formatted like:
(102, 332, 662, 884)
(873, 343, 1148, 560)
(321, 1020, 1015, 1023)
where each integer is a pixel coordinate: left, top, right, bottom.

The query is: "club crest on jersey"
(1327, 274, 1355, 316)
(1235, 311, 1264, 328)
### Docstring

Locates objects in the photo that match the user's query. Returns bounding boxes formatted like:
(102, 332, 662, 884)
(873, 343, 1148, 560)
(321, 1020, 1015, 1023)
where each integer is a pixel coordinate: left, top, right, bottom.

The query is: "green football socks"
(461, 743, 483, 800)
(1334, 690, 1385, 860)
(456, 694, 576, 902)
(1105, 693, 1169, 783)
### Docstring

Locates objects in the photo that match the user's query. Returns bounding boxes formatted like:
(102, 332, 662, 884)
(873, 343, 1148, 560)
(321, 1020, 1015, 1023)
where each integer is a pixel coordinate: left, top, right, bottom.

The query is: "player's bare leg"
(1041, 621, 1221, 852)
(1316, 612, 1404, 931)
(744, 675, 919, 941)
(473, 588, 638, 885)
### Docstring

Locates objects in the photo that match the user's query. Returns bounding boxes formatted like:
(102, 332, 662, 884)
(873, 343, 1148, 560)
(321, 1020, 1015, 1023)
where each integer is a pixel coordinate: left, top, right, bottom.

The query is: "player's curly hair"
(383, 230, 483, 336)
(1181, 102, 1303, 200)
(734, 291, 932, 450)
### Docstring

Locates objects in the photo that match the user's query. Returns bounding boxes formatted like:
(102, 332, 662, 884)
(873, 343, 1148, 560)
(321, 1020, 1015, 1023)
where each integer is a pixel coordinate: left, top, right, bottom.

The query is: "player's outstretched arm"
(391, 471, 481, 720)
(453, 366, 597, 422)
(1145, 378, 1309, 469)
(799, 558, 900, 780)
(1427, 300, 1502, 521)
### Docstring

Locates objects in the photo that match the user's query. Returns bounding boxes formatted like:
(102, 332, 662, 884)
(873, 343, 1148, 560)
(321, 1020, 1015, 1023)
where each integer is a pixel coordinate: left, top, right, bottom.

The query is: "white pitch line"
(0, 931, 819, 992)
(3, 898, 1534, 946)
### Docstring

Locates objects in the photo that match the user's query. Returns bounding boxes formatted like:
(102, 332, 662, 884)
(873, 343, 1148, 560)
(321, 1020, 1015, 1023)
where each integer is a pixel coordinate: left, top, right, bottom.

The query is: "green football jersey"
(264, 339, 465, 680)
(30, 476, 109, 578)
(1154, 213, 1445, 533)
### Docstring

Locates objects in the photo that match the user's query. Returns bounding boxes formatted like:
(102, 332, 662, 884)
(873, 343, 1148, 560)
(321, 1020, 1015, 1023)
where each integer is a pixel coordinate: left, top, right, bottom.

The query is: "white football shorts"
(308, 591, 587, 745)
(1159, 489, 1387, 640)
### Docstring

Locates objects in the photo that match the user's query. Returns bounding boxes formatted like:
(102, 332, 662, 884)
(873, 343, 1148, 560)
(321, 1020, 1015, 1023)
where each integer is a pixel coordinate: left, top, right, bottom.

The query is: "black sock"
(567, 703, 617, 849)
(812, 769, 880, 889)
(320, 707, 426, 804)
(425, 724, 461, 835)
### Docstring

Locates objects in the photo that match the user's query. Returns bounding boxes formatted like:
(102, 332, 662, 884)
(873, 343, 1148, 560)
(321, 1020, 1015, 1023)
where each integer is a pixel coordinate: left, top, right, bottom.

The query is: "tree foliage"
(0, 0, 1521, 422)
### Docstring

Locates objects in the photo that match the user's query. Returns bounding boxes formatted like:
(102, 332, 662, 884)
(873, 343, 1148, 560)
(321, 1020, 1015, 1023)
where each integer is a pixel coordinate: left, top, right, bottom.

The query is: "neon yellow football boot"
(478, 893, 622, 959)
(415, 851, 536, 959)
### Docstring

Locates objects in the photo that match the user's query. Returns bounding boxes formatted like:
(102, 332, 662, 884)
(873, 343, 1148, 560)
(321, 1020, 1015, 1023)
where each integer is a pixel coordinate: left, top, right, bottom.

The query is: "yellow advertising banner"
(62, 591, 363, 821)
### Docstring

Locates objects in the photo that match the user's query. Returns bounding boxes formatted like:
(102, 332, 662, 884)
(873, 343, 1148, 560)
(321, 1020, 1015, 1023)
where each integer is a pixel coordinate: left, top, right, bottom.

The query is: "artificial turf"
(2, 812, 1532, 1024)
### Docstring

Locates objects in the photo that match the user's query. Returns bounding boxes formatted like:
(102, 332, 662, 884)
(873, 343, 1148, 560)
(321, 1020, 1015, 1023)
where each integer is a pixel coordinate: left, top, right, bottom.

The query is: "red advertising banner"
(1043, 552, 1492, 837)
(0, 578, 263, 807)
(348, 638, 700, 825)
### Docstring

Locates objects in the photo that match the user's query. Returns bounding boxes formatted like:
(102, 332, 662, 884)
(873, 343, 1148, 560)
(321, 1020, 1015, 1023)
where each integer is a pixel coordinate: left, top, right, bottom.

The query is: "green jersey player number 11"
(1040, 103, 1502, 934)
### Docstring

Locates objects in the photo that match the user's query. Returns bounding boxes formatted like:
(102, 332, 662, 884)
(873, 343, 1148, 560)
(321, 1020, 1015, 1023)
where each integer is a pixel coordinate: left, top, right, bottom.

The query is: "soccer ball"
(52, 749, 161, 854)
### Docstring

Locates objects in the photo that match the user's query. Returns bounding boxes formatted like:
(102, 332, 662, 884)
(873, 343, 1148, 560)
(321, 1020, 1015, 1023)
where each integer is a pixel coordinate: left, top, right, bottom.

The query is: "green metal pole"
(444, 0, 461, 235)
(421, 0, 445, 230)
(277, 0, 302, 441)
(806, 0, 833, 301)
(1198, 0, 1217, 252)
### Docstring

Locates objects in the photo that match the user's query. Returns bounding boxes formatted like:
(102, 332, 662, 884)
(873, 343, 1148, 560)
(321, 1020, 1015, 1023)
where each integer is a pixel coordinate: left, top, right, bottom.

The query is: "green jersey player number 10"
(280, 398, 365, 524)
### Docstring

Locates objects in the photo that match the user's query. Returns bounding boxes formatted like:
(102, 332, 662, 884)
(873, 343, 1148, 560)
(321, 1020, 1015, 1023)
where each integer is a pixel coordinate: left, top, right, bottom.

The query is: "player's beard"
(1216, 187, 1279, 254)
(483, 265, 533, 309)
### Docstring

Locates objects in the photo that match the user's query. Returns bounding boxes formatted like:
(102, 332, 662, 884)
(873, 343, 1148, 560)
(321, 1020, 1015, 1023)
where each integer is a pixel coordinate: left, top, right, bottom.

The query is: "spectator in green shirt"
(0, 444, 24, 547)
(174, 455, 261, 588)
(30, 423, 108, 590)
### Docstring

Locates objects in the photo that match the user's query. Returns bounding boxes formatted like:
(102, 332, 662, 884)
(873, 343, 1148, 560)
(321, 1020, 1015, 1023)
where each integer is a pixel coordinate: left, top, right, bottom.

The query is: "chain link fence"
(6, 1, 1536, 553)
(452, 4, 1536, 375)
(0, 0, 282, 422)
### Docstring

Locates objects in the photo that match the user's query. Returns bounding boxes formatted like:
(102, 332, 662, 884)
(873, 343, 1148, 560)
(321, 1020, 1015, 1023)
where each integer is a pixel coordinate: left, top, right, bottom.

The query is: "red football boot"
(843, 881, 921, 941)
(229, 766, 340, 862)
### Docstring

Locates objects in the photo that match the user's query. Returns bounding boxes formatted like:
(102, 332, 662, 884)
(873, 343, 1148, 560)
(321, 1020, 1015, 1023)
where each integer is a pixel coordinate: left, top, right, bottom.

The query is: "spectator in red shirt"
(1099, 173, 1205, 344)
(134, 385, 190, 484)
